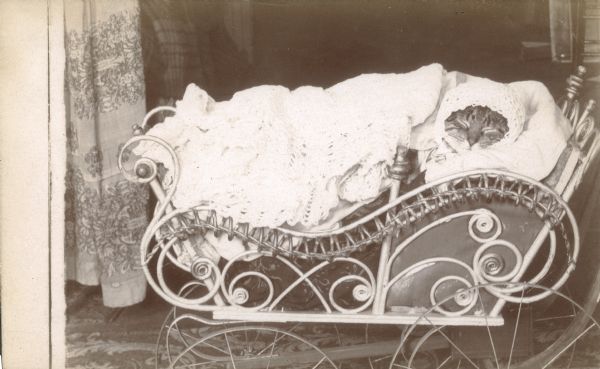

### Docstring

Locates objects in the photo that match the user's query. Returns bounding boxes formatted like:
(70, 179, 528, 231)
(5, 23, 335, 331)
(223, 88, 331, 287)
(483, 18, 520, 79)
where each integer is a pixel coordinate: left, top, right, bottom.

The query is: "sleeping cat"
(444, 105, 509, 150)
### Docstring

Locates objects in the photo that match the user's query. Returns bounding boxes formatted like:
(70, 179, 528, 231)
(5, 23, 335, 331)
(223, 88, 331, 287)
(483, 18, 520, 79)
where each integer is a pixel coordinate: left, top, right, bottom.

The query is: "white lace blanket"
(134, 64, 444, 228)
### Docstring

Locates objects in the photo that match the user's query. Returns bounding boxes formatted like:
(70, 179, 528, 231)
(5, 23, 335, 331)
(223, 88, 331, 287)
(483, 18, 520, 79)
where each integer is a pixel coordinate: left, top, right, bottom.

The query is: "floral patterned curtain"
(64, 0, 149, 307)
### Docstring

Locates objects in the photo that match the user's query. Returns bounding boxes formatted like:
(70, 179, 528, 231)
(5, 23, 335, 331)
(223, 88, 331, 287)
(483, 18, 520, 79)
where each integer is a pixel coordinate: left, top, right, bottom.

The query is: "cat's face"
(444, 106, 508, 150)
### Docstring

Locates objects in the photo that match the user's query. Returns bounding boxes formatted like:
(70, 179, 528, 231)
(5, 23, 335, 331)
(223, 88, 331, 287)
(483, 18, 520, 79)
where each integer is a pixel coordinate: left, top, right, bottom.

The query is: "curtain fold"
(64, 0, 148, 307)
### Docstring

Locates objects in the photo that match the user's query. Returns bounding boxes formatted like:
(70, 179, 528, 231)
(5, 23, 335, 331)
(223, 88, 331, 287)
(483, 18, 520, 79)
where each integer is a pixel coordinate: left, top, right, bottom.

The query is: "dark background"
(222, 0, 595, 98)
(250, 0, 551, 87)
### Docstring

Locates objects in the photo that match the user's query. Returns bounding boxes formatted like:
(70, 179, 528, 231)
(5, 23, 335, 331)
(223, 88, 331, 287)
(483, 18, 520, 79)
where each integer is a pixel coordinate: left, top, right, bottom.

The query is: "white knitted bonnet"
(434, 78, 526, 148)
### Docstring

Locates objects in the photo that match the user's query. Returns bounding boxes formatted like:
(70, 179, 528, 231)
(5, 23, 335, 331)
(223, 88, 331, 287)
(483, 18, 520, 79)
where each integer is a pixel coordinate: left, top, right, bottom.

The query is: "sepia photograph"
(2, 0, 600, 368)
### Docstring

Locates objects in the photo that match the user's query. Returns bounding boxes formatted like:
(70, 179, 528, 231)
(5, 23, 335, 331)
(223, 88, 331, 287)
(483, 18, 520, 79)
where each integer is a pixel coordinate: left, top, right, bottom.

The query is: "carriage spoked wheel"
(157, 309, 411, 369)
(157, 315, 339, 369)
(388, 282, 600, 369)
(152, 283, 336, 369)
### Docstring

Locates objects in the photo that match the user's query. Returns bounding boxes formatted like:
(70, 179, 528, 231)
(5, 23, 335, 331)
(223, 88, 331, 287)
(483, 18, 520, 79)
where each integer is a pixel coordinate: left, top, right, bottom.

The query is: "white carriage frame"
(118, 66, 600, 329)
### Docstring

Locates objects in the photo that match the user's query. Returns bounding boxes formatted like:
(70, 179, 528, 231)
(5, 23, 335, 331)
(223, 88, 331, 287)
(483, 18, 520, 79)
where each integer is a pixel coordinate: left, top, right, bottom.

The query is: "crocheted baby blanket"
(134, 64, 444, 228)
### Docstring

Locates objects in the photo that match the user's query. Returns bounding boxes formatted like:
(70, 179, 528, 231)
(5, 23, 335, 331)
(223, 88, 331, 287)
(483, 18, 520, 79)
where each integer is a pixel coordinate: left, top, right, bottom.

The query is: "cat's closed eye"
(479, 128, 505, 148)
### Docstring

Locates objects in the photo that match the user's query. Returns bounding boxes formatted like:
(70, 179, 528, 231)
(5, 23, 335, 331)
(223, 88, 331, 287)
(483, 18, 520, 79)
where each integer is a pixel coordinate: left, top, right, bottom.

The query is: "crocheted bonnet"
(434, 78, 526, 149)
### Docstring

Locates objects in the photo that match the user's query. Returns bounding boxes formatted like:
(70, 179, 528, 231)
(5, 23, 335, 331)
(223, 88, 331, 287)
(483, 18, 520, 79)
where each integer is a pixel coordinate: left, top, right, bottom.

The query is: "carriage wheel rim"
(389, 281, 600, 369)
(166, 323, 339, 369)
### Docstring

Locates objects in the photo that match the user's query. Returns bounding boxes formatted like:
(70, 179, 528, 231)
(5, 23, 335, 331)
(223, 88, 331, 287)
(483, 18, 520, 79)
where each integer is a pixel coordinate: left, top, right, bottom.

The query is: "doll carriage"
(119, 66, 600, 369)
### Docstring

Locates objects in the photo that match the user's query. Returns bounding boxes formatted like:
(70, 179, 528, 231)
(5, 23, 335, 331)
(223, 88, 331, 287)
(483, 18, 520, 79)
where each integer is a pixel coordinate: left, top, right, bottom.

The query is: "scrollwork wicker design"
(142, 170, 574, 262)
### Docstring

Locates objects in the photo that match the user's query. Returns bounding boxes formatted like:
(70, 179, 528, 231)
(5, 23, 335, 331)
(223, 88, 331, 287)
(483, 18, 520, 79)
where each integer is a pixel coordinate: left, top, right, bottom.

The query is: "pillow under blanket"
(423, 78, 571, 182)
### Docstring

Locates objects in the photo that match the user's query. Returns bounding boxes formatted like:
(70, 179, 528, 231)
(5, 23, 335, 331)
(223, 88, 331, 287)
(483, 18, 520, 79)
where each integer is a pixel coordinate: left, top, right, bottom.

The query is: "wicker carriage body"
(118, 67, 600, 368)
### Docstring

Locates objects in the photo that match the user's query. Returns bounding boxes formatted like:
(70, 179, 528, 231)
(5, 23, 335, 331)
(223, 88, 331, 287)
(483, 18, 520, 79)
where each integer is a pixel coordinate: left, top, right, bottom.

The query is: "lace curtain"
(64, 0, 149, 307)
